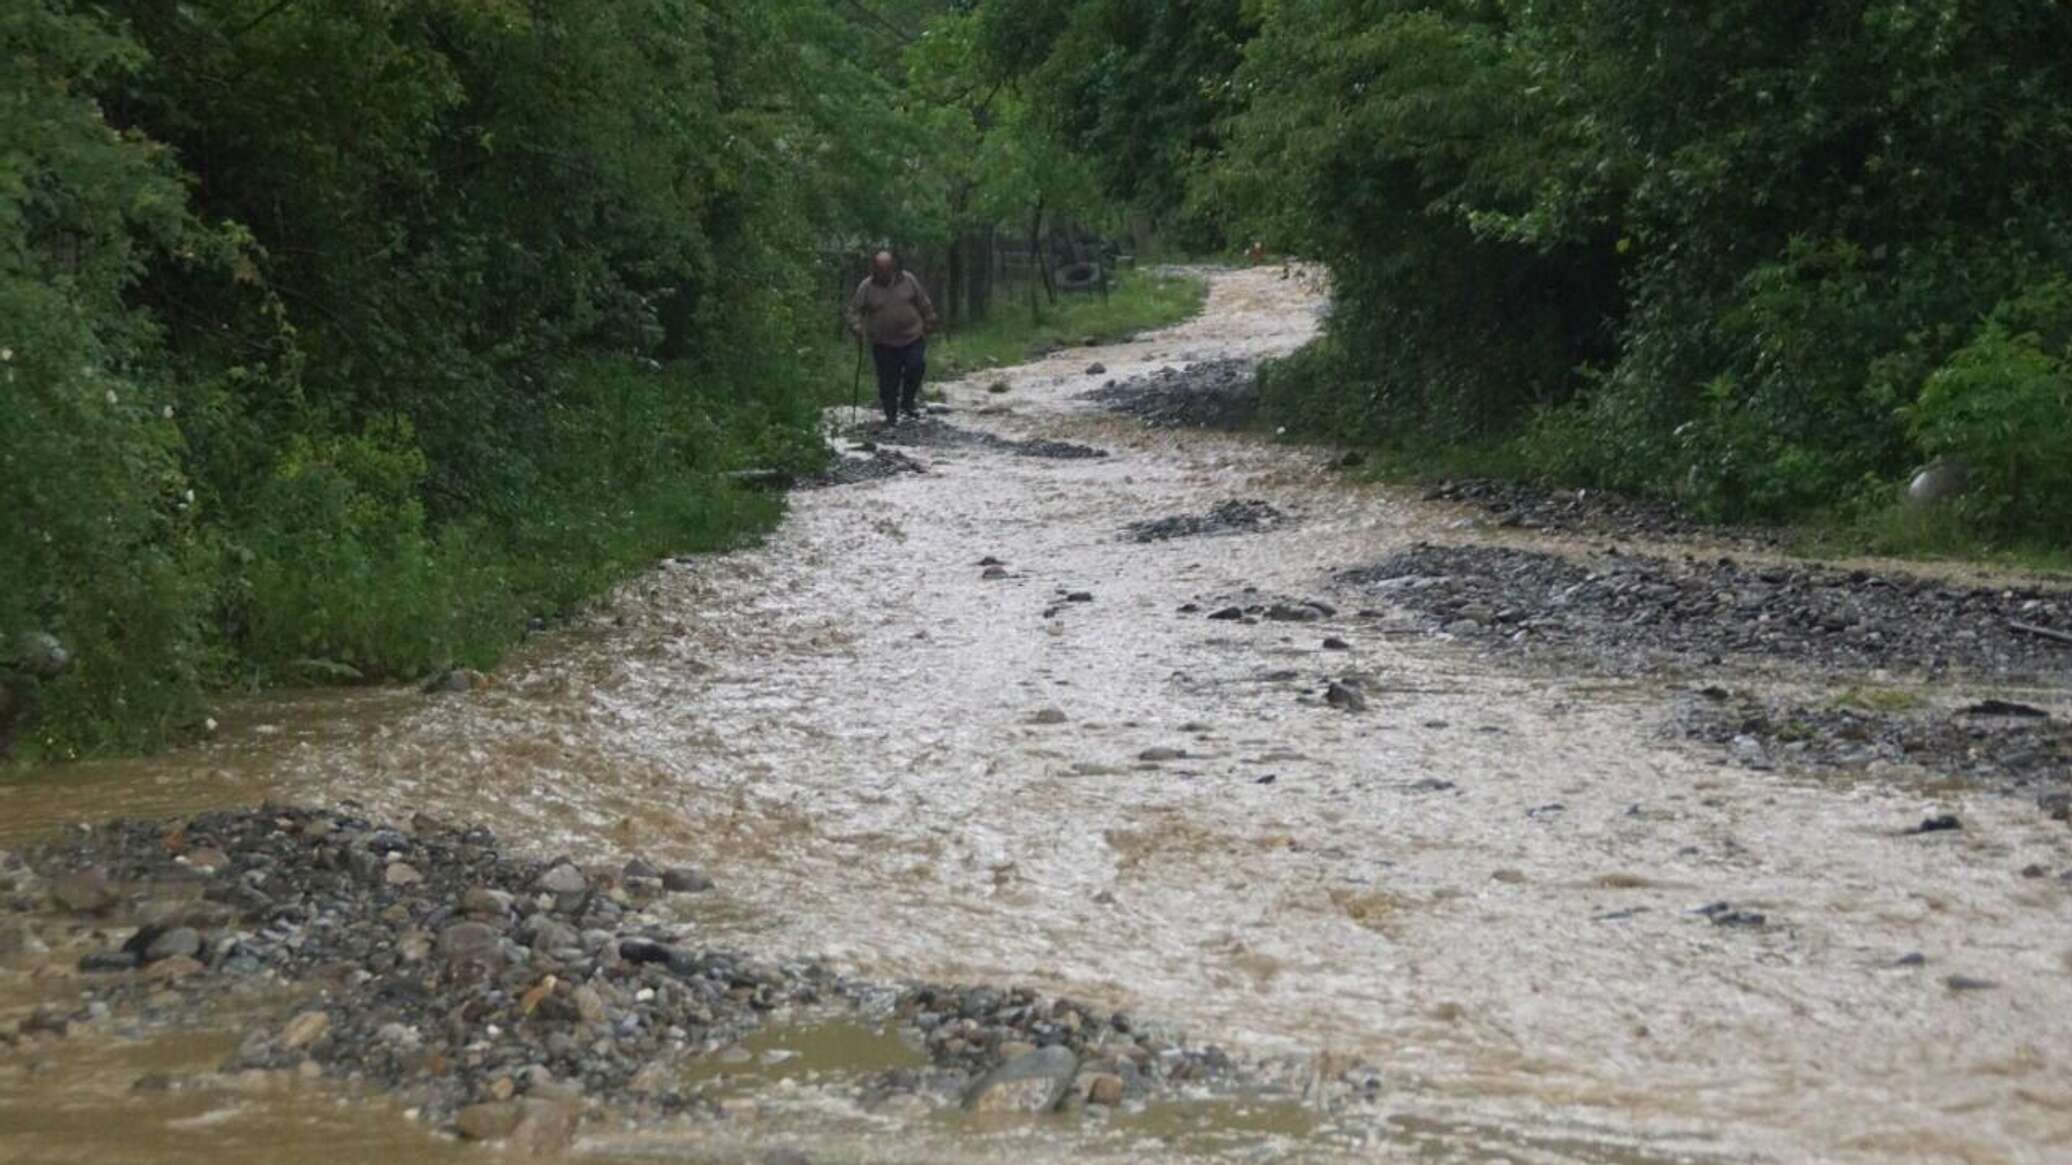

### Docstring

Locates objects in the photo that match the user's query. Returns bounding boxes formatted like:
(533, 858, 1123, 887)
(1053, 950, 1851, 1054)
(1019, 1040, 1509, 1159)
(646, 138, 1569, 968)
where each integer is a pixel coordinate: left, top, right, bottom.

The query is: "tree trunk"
(1027, 201, 1044, 325)
(1033, 205, 1057, 307)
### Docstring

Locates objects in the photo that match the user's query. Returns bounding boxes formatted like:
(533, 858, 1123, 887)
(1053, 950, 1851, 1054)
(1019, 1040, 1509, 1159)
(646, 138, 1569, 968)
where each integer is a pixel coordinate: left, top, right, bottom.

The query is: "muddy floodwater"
(5, 268, 2071, 1164)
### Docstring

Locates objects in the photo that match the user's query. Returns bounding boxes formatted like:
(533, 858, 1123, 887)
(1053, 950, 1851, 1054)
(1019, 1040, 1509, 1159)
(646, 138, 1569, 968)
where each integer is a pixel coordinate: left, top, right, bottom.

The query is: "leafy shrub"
(1907, 281, 2072, 543)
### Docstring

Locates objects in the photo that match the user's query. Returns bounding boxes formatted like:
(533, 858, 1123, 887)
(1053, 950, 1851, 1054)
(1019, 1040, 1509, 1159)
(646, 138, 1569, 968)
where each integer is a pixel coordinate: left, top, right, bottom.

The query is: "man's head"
(871, 250, 897, 284)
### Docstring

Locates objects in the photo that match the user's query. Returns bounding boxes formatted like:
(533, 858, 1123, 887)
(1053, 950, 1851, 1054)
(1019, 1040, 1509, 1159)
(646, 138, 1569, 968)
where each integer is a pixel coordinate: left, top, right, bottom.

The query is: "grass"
(1788, 503, 2072, 576)
(809, 269, 1208, 405)
(1295, 428, 2072, 579)
(1832, 685, 1929, 713)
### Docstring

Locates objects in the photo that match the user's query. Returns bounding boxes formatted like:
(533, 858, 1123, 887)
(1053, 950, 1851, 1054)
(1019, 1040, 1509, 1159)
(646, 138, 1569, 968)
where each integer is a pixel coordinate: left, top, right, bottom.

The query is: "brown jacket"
(847, 270, 938, 347)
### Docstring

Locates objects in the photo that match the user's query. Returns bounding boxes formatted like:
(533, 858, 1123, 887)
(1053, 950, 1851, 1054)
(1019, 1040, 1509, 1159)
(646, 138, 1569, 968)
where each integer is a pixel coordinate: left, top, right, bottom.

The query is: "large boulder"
(454, 1099, 580, 1155)
(1906, 460, 1971, 509)
(12, 632, 71, 680)
(963, 1046, 1079, 1114)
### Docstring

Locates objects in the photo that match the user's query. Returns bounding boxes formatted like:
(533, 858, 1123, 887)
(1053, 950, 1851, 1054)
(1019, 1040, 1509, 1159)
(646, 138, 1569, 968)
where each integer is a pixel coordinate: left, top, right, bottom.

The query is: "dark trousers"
(870, 338, 927, 422)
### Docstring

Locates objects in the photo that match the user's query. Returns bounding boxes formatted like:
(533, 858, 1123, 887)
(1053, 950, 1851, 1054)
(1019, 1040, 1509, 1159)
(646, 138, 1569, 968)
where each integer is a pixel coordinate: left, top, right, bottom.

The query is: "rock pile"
(1345, 543, 2072, 680)
(1124, 500, 1287, 543)
(1672, 688, 2071, 804)
(1421, 479, 1782, 547)
(800, 447, 928, 489)
(1083, 360, 1259, 430)
(3, 805, 1298, 1148)
(866, 417, 1107, 460)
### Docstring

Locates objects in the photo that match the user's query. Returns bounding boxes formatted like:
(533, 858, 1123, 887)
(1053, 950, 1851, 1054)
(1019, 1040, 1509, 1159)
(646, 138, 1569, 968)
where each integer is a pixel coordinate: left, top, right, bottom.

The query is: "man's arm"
(844, 280, 868, 337)
(909, 274, 940, 333)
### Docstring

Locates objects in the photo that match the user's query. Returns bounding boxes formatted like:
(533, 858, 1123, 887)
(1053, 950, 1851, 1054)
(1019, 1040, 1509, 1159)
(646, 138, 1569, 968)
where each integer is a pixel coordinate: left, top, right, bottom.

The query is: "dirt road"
(4, 267, 2068, 1164)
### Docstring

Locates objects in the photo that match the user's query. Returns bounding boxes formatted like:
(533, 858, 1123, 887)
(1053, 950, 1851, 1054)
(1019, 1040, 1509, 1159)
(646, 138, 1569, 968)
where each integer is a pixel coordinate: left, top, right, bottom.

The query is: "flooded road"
(6, 268, 2070, 1164)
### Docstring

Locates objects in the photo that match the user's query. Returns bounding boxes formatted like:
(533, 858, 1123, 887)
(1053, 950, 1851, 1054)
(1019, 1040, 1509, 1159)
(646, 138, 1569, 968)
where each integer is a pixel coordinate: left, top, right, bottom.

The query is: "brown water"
(5, 267, 2072, 1164)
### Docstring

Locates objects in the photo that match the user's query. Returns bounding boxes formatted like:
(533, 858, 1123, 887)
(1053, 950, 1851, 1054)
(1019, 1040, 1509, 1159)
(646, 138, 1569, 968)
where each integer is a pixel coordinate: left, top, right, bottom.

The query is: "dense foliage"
(986, 0, 2072, 543)
(20, 0, 2067, 756)
(2, 0, 1122, 758)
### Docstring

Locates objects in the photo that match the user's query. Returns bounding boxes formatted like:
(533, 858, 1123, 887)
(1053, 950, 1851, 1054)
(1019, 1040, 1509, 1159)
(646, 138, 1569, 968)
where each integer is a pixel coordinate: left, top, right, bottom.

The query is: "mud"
(1345, 541, 2072, 681)
(1082, 358, 1259, 430)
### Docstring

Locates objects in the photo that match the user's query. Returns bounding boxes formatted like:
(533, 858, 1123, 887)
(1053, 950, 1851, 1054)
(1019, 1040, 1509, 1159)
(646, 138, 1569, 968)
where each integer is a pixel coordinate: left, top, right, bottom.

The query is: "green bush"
(1000, 0, 2072, 546)
(0, 0, 950, 759)
(1907, 281, 2072, 543)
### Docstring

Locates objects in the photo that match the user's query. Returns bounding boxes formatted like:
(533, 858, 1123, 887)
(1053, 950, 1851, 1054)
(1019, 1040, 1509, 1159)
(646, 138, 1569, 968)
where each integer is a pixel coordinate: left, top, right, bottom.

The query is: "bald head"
(871, 250, 897, 284)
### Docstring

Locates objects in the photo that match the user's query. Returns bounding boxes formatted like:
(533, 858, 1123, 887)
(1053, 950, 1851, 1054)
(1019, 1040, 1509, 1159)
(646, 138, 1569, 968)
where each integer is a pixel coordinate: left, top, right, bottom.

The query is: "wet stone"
(1265, 603, 1323, 623)
(964, 1045, 1079, 1114)
(143, 927, 201, 964)
(278, 1010, 331, 1050)
(439, 921, 506, 980)
(661, 867, 713, 894)
(79, 949, 141, 973)
(1325, 682, 1368, 713)
(463, 886, 514, 918)
(534, 864, 588, 896)
(523, 917, 581, 952)
(49, 869, 117, 915)
(454, 1098, 579, 1155)
(618, 938, 677, 966)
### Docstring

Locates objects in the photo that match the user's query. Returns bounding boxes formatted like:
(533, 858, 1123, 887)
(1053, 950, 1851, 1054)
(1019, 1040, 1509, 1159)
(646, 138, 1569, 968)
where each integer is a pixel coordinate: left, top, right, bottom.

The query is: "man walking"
(846, 250, 940, 425)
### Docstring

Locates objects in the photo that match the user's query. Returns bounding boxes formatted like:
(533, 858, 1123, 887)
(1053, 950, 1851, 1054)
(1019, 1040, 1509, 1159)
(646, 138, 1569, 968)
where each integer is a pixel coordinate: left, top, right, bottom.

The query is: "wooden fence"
(825, 223, 1120, 338)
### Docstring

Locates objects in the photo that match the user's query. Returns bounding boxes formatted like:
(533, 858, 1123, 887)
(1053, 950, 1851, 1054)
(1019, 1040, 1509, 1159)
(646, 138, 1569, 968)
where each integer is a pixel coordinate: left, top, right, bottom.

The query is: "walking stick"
(850, 335, 865, 429)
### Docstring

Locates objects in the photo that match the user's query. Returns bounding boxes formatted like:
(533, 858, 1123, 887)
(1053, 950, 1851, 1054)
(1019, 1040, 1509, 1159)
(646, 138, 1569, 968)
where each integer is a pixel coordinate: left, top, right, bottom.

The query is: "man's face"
(871, 253, 896, 283)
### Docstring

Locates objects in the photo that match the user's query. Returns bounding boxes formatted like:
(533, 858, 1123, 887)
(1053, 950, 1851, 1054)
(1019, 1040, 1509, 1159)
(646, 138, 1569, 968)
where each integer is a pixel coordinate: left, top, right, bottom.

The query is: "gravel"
(1672, 687, 2072, 803)
(1124, 500, 1287, 543)
(868, 417, 1108, 460)
(1083, 360, 1259, 430)
(7, 805, 1299, 1140)
(799, 447, 929, 489)
(1343, 542, 2072, 681)
(1421, 478, 1783, 547)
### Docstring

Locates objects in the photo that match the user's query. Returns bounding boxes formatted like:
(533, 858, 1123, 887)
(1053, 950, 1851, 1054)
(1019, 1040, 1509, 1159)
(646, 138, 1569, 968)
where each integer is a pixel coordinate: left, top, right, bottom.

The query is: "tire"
(1057, 262, 1102, 291)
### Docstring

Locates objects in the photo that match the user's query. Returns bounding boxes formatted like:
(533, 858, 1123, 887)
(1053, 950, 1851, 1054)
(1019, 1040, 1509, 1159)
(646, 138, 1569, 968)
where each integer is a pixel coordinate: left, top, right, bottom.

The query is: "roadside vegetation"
(979, 1, 2072, 562)
(15, 0, 2067, 760)
(1, 0, 1161, 761)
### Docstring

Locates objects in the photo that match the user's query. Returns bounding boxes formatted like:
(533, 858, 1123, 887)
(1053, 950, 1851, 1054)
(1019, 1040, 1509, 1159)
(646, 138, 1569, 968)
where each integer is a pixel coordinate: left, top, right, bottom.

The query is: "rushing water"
(5, 268, 2070, 1164)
